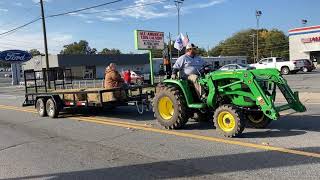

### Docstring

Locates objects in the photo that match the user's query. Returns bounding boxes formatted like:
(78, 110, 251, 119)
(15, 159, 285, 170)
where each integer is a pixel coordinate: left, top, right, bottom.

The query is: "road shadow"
(183, 121, 215, 130)
(241, 130, 306, 138)
(270, 115, 320, 132)
(59, 106, 155, 121)
(3, 147, 319, 180)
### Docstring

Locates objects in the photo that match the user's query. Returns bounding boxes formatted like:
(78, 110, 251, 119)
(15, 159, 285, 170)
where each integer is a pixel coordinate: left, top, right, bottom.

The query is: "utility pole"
(256, 10, 262, 63)
(175, 0, 184, 57)
(40, 0, 50, 88)
(168, 32, 172, 62)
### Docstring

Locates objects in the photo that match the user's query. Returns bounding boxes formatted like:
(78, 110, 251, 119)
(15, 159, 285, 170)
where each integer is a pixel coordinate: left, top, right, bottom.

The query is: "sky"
(0, 0, 319, 54)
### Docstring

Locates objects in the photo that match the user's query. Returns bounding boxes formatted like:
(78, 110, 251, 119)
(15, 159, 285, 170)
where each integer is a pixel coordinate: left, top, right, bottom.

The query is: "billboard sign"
(134, 30, 164, 50)
(301, 36, 320, 43)
(0, 50, 32, 63)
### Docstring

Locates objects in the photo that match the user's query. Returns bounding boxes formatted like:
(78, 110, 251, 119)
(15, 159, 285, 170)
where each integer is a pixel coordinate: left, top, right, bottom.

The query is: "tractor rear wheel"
(247, 111, 272, 128)
(153, 86, 188, 129)
(214, 105, 246, 137)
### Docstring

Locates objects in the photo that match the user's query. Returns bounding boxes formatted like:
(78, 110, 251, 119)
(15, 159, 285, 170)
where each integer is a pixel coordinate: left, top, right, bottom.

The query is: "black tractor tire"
(281, 66, 290, 75)
(153, 86, 188, 129)
(36, 98, 47, 117)
(246, 111, 272, 129)
(46, 98, 59, 118)
(193, 110, 213, 122)
(213, 105, 246, 137)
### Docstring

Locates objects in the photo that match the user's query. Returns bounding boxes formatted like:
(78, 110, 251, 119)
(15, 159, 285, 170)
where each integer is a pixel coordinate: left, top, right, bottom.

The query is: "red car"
(293, 59, 315, 72)
(122, 71, 144, 85)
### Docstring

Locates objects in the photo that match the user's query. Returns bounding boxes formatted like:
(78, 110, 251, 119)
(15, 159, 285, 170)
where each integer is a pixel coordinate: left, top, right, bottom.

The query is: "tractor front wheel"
(214, 105, 246, 137)
(153, 86, 188, 129)
(247, 111, 272, 129)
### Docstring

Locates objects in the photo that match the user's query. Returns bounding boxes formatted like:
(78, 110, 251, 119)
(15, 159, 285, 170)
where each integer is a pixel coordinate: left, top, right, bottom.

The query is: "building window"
(83, 66, 96, 79)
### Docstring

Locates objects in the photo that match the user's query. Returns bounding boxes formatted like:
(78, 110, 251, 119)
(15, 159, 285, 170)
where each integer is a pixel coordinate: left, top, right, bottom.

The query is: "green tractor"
(153, 68, 306, 137)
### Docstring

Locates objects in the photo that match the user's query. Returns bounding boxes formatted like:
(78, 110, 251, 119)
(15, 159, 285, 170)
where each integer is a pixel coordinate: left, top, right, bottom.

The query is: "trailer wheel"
(153, 86, 188, 129)
(214, 105, 246, 137)
(247, 111, 272, 128)
(46, 98, 59, 118)
(36, 98, 47, 117)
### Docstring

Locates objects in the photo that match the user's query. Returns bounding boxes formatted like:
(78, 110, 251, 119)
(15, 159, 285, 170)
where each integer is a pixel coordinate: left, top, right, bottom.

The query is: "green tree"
(209, 29, 289, 63)
(60, 40, 97, 55)
(197, 47, 208, 57)
(99, 48, 121, 55)
(29, 49, 42, 56)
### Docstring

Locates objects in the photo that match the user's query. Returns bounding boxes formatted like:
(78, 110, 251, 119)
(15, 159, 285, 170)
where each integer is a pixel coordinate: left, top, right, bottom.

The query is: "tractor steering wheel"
(199, 64, 212, 76)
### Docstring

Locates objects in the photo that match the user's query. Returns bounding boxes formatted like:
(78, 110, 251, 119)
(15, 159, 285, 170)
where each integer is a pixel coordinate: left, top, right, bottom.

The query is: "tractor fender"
(162, 79, 195, 106)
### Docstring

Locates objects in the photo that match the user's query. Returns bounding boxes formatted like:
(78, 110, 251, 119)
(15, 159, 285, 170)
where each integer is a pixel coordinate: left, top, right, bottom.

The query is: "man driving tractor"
(172, 43, 206, 98)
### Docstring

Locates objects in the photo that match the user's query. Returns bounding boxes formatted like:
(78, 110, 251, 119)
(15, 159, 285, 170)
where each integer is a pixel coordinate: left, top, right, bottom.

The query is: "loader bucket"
(275, 83, 306, 113)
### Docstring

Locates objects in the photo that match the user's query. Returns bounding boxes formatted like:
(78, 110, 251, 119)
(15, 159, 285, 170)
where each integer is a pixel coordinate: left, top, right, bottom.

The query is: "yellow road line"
(0, 104, 319, 158)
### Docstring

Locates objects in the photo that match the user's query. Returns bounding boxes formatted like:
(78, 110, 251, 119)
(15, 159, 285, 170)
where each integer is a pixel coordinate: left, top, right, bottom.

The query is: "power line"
(0, 17, 41, 37)
(46, 0, 124, 18)
(0, 0, 125, 38)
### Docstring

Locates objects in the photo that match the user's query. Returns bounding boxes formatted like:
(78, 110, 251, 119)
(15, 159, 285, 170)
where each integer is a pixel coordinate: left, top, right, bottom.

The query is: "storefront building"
(289, 25, 320, 64)
(22, 54, 149, 79)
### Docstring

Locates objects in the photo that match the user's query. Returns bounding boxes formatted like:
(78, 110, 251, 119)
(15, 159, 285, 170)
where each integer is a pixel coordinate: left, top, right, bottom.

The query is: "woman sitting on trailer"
(104, 63, 126, 101)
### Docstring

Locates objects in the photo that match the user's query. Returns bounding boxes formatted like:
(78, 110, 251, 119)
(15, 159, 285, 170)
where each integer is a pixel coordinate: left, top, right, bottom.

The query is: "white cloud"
(0, 31, 73, 54)
(32, 0, 52, 3)
(57, 0, 226, 23)
(0, 8, 8, 12)
(13, 2, 23, 6)
(184, 0, 226, 10)
(85, 20, 94, 24)
(69, 12, 89, 19)
(97, 16, 121, 22)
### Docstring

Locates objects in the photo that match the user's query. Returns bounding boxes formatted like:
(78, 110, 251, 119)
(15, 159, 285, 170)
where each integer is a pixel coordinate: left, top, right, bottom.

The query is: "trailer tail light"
(65, 102, 74, 106)
(76, 102, 86, 106)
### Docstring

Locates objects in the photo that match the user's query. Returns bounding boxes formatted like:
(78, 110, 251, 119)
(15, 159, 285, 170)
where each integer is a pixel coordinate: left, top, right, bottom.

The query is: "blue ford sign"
(0, 50, 32, 63)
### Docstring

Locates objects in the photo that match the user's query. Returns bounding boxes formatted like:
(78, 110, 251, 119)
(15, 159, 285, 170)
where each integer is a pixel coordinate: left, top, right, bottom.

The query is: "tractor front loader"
(153, 68, 306, 137)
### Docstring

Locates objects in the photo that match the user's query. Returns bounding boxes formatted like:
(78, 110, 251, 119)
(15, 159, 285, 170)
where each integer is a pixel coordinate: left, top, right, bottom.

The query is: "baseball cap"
(186, 43, 198, 50)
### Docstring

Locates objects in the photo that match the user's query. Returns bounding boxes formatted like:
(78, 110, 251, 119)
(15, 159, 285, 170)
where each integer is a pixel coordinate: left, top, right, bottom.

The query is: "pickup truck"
(250, 57, 304, 75)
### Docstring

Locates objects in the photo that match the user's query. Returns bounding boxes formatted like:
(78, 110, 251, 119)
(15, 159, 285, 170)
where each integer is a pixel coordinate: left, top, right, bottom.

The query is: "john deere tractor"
(153, 67, 306, 137)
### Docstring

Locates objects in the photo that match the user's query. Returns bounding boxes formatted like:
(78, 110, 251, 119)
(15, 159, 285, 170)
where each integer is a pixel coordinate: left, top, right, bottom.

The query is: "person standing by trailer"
(123, 69, 131, 84)
(104, 63, 125, 101)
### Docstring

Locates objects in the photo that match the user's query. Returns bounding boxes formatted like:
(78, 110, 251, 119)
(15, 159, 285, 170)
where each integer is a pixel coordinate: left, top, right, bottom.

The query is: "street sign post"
(0, 50, 32, 85)
(134, 30, 164, 85)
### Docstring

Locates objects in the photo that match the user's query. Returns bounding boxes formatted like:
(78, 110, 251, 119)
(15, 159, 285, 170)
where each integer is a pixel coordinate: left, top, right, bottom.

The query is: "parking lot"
(0, 71, 319, 179)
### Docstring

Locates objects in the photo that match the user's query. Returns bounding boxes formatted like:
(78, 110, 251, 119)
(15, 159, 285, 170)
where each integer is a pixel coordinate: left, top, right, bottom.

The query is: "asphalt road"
(0, 70, 319, 179)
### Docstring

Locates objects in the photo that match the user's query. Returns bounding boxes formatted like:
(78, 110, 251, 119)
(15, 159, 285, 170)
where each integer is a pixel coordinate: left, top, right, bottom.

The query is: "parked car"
(250, 57, 304, 75)
(293, 59, 315, 72)
(4, 73, 12, 78)
(219, 64, 255, 71)
(122, 70, 144, 85)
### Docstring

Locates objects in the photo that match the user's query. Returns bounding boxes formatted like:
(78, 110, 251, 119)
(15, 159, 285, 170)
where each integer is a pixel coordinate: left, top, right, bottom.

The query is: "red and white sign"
(301, 36, 320, 43)
(135, 30, 164, 50)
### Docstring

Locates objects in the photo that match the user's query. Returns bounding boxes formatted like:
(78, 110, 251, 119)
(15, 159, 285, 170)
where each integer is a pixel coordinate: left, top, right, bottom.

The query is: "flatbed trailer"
(23, 68, 154, 118)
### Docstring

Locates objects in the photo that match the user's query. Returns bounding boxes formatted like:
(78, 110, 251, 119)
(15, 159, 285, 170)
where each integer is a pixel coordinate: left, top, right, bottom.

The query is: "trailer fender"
(50, 95, 64, 111)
